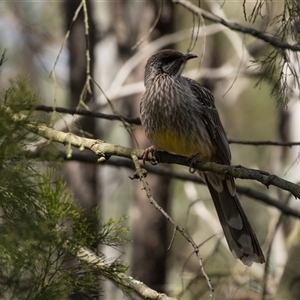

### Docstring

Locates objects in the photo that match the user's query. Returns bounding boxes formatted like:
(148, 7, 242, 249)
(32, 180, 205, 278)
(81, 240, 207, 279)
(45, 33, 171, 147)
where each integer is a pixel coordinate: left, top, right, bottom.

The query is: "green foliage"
(0, 69, 129, 299)
(244, 0, 300, 106)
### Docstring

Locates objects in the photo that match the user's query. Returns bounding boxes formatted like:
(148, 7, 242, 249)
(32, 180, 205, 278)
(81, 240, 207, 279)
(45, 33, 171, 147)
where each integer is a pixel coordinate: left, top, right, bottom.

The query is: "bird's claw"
(142, 146, 158, 165)
(188, 153, 201, 173)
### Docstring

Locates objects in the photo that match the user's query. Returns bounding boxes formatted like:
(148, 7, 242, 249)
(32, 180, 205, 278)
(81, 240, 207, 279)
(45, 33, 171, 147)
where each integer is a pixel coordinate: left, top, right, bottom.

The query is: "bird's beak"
(184, 53, 198, 61)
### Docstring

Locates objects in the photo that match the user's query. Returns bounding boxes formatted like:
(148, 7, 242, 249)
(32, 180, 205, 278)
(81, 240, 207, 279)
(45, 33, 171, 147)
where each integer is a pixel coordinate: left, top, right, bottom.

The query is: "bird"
(140, 49, 265, 266)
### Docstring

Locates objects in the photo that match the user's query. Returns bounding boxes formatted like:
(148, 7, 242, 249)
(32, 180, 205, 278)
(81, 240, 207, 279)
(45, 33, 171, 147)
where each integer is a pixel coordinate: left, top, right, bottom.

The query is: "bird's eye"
(159, 66, 165, 73)
(163, 58, 173, 64)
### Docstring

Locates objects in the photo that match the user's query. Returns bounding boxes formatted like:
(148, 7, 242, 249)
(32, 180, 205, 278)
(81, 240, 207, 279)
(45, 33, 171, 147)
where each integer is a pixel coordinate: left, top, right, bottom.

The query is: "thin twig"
(77, 0, 92, 109)
(261, 192, 294, 299)
(50, 1, 83, 76)
(130, 153, 214, 298)
(91, 78, 137, 145)
(131, 0, 164, 50)
(167, 227, 177, 251)
(228, 139, 300, 147)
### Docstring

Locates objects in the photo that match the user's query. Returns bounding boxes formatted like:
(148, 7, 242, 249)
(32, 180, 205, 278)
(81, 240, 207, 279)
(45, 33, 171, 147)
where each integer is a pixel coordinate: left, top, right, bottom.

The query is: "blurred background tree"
(1, 0, 300, 299)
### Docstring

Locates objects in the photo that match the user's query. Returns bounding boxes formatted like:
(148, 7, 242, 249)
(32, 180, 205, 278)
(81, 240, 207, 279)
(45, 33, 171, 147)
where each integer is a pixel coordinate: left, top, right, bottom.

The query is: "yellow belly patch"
(146, 129, 212, 158)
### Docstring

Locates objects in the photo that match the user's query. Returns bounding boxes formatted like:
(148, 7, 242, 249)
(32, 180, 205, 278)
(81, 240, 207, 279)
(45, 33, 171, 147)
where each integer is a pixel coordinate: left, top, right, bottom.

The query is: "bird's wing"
(185, 77, 232, 165)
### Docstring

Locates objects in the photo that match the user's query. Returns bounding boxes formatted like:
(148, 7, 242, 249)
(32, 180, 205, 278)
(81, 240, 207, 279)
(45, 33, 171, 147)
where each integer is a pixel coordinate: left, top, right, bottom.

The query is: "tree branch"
(27, 150, 300, 220)
(24, 120, 300, 199)
(34, 105, 300, 147)
(154, 151, 300, 199)
(173, 0, 300, 52)
(35, 105, 141, 125)
(73, 246, 178, 300)
(228, 139, 300, 147)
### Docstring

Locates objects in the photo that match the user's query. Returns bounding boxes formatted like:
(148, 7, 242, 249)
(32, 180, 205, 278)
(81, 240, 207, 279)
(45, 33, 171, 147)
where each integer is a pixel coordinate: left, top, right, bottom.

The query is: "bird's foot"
(188, 153, 201, 173)
(142, 146, 158, 165)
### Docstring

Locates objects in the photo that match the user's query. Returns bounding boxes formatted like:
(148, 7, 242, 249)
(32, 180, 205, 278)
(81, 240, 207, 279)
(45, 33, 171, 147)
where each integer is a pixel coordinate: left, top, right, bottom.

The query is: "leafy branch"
(72, 246, 178, 300)
(173, 0, 300, 106)
(0, 94, 131, 299)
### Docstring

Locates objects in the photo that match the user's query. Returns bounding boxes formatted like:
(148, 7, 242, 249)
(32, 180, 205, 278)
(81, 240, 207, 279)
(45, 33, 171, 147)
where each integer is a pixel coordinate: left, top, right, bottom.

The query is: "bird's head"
(144, 49, 197, 87)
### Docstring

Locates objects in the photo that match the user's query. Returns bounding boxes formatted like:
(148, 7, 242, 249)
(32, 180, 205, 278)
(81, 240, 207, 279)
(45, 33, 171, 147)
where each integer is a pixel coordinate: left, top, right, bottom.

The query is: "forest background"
(1, 1, 300, 299)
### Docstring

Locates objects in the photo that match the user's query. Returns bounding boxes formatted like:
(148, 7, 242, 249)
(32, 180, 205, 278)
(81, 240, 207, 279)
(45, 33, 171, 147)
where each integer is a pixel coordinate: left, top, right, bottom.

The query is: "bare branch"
(26, 150, 300, 219)
(21, 117, 300, 199)
(35, 105, 141, 125)
(173, 0, 300, 52)
(228, 139, 300, 147)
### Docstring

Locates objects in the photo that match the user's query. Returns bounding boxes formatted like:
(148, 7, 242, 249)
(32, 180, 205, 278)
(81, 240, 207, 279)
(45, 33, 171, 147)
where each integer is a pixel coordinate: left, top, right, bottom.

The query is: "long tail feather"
(206, 180, 265, 266)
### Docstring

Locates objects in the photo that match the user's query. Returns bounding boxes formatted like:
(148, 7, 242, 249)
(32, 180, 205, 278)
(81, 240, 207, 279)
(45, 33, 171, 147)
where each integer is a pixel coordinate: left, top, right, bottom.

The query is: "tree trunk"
(63, 1, 99, 299)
